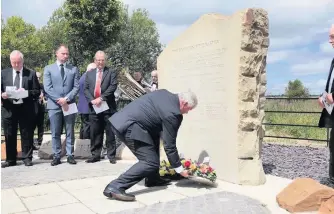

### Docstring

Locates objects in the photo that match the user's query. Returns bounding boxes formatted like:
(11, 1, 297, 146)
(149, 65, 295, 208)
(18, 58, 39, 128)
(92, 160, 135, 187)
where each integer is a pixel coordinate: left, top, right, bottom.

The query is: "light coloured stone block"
(73, 139, 91, 158)
(116, 143, 137, 160)
(157, 8, 268, 185)
(38, 134, 66, 159)
(30, 203, 95, 214)
(1, 189, 27, 214)
(14, 183, 63, 198)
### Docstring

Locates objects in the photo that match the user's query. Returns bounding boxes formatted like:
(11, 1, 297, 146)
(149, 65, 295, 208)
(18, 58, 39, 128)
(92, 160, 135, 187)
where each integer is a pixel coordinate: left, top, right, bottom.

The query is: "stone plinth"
(157, 8, 269, 185)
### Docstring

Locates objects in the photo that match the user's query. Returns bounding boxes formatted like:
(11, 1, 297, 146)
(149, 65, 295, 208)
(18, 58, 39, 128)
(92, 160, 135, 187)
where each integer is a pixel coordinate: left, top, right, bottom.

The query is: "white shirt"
(56, 61, 67, 70)
(12, 68, 23, 104)
(94, 68, 104, 98)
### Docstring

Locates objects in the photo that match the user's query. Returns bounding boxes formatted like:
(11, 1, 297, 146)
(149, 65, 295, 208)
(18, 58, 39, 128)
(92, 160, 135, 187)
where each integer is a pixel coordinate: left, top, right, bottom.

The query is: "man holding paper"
(318, 24, 334, 183)
(1, 50, 40, 168)
(84, 51, 118, 164)
(43, 44, 80, 166)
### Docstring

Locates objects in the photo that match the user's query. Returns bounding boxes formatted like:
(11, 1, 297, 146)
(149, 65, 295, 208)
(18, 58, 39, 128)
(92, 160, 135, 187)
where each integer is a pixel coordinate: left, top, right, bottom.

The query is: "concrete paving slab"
(1, 189, 27, 214)
(82, 198, 145, 214)
(29, 203, 95, 214)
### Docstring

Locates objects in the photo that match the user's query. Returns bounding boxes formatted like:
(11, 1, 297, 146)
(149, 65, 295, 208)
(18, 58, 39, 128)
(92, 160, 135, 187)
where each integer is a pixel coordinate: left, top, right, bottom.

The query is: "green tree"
(63, 0, 123, 68)
(107, 6, 163, 77)
(1, 16, 49, 70)
(285, 79, 310, 98)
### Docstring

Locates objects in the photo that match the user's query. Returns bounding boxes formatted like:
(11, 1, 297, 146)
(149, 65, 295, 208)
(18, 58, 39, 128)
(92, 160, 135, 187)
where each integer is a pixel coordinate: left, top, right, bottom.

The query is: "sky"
(2, 0, 334, 95)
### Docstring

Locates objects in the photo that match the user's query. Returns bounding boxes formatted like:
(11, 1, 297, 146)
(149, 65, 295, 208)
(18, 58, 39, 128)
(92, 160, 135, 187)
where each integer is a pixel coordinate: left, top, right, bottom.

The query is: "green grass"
(264, 98, 328, 144)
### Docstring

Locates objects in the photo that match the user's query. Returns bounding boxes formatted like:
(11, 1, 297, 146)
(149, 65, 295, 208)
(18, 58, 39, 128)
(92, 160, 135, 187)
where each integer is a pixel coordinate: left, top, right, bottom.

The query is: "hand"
(62, 103, 69, 111)
(180, 170, 190, 178)
(326, 93, 334, 104)
(318, 97, 325, 108)
(57, 97, 67, 106)
(17, 88, 25, 92)
(1, 92, 8, 99)
(92, 98, 102, 107)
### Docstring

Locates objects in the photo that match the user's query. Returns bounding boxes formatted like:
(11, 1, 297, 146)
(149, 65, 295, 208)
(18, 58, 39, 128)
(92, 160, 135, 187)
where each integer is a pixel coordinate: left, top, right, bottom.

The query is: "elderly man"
(84, 51, 118, 164)
(318, 24, 334, 184)
(1, 50, 40, 167)
(150, 70, 158, 91)
(78, 63, 96, 139)
(103, 89, 198, 201)
(43, 44, 80, 166)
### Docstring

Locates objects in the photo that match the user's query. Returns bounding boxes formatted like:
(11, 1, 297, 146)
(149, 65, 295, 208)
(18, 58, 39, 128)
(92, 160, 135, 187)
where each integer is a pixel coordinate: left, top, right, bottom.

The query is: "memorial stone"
(157, 8, 269, 185)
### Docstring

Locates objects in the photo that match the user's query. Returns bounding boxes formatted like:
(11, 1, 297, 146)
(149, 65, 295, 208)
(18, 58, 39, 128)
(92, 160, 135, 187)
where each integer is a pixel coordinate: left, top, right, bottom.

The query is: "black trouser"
(89, 113, 116, 160)
(109, 124, 160, 190)
(3, 104, 34, 162)
(329, 128, 334, 180)
(34, 104, 45, 145)
(79, 114, 90, 139)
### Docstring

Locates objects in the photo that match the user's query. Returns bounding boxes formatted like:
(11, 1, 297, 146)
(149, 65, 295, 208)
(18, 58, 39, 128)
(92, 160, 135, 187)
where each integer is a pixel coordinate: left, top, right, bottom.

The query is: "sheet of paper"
(93, 101, 109, 114)
(321, 92, 334, 115)
(62, 103, 78, 116)
(6, 88, 28, 99)
(16, 90, 28, 99)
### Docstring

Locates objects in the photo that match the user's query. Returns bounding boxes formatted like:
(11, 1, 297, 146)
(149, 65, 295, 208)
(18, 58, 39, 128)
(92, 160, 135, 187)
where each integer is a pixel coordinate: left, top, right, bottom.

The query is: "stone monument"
(157, 8, 269, 185)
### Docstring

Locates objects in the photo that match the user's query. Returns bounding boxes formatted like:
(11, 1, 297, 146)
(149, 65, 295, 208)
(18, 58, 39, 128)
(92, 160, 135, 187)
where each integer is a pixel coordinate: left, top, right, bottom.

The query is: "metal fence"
(1, 97, 330, 146)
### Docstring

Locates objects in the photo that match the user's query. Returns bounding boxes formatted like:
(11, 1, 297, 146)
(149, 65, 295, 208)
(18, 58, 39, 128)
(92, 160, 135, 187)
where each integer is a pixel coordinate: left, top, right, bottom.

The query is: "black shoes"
(23, 159, 33, 166)
(110, 159, 117, 164)
(1, 161, 17, 168)
(67, 156, 77, 165)
(144, 177, 172, 187)
(51, 158, 61, 166)
(103, 184, 135, 201)
(86, 157, 100, 163)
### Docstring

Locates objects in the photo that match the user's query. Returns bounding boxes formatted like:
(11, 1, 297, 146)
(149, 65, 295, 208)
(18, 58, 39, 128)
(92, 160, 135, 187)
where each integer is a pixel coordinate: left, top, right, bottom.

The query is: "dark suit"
(108, 89, 183, 190)
(1, 67, 40, 163)
(84, 67, 118, 160)
(33, 83, 45, 145)
(318, 58, 334, 181)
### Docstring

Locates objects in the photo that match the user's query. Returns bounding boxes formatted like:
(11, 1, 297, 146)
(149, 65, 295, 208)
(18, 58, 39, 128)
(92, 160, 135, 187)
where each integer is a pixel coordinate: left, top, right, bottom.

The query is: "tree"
(107, 6, 162, 78)
(63, 0, 123, 68)
(1, 16, 49, 70)
(285, 79, 310, 98)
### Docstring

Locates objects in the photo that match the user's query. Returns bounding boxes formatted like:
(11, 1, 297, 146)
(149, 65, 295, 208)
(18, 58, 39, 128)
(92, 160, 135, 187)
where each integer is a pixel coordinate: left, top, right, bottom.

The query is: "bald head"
(330, 24, 334, 48)
(86, 63, 97, 72)
(94, 50, 106, 70)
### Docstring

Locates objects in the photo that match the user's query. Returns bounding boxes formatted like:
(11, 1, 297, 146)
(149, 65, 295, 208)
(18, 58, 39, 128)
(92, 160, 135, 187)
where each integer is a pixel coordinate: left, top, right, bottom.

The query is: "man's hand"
(57, 97, 67, 106)
(1, 92, 8, 99)
(17, 88, 25, 92)
(62, 103, 69, 111)
(91, 98, 102, 107)
(180, 170, 190, 178)
(326, 93, 334, 104)
(318, 97, 325, 108)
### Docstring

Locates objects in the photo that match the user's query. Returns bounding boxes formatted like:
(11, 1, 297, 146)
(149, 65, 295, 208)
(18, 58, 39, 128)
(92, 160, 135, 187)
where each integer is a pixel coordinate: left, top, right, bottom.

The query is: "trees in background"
(1, 0, 163, 78)
(284, 79, 310, 98)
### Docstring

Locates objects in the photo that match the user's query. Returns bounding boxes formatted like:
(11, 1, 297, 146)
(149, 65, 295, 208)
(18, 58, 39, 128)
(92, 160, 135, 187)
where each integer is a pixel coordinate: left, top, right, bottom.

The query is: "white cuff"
(174, 165, 184, 173)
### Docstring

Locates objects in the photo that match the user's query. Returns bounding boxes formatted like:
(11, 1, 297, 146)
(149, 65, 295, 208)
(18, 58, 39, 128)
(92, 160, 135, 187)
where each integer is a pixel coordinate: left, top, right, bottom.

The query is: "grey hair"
(10, 50, 24, 60)
(178, 90, 198, 108)
(94, 50, 107, 59)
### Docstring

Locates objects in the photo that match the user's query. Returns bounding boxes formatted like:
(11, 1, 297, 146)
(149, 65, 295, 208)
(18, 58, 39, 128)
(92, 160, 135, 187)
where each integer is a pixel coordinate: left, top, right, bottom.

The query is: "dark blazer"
(84, 67, 118, 114)
(109, 89, 183, 169)
(319, 58, 334, 128)
(78, 72, 90, 114)
(1, 67, 40, 118)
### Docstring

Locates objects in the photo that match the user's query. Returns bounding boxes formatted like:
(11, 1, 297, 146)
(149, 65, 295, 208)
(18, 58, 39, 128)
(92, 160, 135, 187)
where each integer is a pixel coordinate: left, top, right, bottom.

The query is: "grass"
(264, 98, 329, 145)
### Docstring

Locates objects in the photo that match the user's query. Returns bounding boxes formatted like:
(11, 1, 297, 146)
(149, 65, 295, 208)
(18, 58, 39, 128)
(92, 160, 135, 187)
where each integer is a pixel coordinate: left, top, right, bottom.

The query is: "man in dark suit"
(33, 72, 46, 147)
(1, 50, 40, 167)
(84, 51, 118, 164)
(318, 24, 334, 183)
(103, 89, 198, 201)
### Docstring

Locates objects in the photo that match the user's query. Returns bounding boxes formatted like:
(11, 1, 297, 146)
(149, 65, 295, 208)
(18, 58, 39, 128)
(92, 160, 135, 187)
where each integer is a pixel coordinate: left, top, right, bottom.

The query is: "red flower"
(208, 167, 213, 172)
(184, 160, 191, 168)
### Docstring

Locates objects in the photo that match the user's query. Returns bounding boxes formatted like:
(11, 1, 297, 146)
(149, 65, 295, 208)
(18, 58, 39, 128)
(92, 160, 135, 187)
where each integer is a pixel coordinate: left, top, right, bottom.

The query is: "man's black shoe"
(67, 156, 77, 164)
(1, 162, 16, 168)
(23, 159, 33, 166)
(51, 158, 61, 166)
(86, 157, 100, 163)
(103, 184, 135, 201)
(144, 177, 172, 187)
(109, 159, 117, 164)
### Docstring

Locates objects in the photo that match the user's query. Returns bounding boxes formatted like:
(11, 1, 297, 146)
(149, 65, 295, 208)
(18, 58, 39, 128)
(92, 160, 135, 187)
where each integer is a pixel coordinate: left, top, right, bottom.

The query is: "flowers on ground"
(159, 158, 217, 182)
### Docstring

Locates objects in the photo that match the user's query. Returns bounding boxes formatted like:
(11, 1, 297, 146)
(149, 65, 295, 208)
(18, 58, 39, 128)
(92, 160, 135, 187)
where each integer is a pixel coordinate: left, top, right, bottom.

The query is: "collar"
(13, 67, 23, 73)
(56, 60, 67, 67)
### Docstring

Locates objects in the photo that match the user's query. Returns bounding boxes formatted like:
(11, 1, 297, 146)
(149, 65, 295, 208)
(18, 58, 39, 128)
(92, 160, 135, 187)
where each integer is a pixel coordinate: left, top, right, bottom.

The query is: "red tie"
(94, 69, 102, 98)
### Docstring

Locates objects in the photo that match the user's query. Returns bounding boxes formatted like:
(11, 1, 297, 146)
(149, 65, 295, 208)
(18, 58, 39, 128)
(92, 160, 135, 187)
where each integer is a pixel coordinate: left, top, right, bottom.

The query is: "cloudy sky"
(2, 0, 334, 95)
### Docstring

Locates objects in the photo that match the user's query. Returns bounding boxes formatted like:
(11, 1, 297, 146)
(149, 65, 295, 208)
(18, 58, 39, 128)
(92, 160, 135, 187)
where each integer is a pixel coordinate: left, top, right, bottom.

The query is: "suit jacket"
(33, 82, 46, 115)
(1, 67, 40, 118)
(77, 72, 89, 114)
(43, 62, 80, 110)
(109, 89, 183, 169)
(319, 58, 334, 128)
(84, 67, 118, 114)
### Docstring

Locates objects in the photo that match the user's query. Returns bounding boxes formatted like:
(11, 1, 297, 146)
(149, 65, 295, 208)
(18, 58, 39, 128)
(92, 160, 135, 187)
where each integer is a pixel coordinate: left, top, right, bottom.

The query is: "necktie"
(94, 69, 102, 98)
(14, 71, 20, 89)
(60, 64, 65, 80)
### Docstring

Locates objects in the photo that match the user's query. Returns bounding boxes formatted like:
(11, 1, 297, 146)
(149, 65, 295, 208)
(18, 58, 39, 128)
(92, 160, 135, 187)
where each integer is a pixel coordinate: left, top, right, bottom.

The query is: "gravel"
(262, 143, 334, 188)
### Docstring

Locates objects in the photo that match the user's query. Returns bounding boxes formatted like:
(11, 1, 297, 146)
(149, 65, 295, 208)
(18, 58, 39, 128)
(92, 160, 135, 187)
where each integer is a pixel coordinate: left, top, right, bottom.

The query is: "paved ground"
(2, 158, 316, 214)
